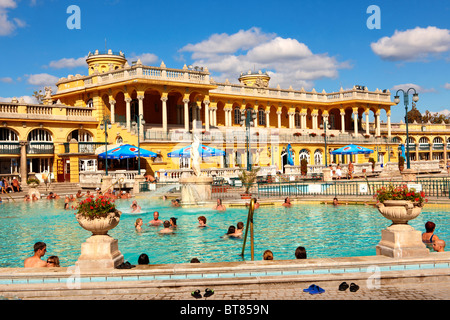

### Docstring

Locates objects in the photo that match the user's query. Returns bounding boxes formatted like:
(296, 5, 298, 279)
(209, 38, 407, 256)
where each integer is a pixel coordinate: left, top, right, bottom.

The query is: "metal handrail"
(240, 198, 256, 260)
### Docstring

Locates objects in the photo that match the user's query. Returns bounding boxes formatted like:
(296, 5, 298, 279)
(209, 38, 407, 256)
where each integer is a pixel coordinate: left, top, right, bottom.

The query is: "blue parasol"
(98, 144, 157, 159)
(286, 144, 294, 165)
(330, 144, 374, 155)
(167, 144, 225, 158)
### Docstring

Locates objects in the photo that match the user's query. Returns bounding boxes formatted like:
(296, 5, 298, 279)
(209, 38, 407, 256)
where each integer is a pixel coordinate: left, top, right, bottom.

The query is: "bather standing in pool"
(213, 198, 226, 211)
(282, 197, 292, 208)
(149, 211, 163, 226)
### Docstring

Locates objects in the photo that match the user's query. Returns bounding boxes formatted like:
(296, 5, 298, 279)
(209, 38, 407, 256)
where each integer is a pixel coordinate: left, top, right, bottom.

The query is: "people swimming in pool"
(149, 211, 163, 226)
(130, 200, 141, 213)
(221, 225, 236, 238)
(135, 218, 143, 232)
(422, 221, 440, 250)
(197, 216, 209, 228)
(282, 197, 292, 208)
(159, 220, 174, 234)
(213, 198, 226, 211)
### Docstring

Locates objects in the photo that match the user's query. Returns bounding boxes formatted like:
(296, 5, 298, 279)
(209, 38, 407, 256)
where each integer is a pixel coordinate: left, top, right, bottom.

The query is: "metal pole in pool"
(240, 198, 256, 260)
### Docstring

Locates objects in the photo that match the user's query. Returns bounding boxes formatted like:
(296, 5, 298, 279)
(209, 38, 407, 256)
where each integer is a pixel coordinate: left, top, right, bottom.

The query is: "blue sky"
(0, 0, 449, 122)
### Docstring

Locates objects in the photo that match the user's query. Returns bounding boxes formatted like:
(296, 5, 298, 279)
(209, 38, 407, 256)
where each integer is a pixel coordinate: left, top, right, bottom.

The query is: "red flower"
(90, 206, 93, 210)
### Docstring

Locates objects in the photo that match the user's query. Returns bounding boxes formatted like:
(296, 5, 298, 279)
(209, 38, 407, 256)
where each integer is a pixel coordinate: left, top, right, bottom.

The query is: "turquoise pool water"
(0, 196, 448, 268)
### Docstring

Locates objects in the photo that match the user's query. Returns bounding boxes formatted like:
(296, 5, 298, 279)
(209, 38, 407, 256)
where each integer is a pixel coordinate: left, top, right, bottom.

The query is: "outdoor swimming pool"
(0, 196, 448, 268)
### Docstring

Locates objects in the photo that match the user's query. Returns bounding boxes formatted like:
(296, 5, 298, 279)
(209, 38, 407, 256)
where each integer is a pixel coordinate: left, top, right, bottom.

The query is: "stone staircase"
(4, 182, 82, 201)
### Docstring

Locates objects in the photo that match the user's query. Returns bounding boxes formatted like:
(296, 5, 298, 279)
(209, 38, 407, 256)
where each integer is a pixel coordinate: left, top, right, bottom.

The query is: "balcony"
(27, 142, 54, 154)
(63, 142, 105, 154)
(0, 142, 20, 154)
(0, 102, 97, 122)
(418, 143, 430, 151)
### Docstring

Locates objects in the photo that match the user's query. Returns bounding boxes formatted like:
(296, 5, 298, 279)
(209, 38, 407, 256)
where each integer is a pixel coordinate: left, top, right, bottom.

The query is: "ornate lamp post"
(240, 109, 257, 171)
(394, 88, 419, 169)
(99, 116, 112, 176)
(320, 119, 331, 166)
(132, 114, 145, 175)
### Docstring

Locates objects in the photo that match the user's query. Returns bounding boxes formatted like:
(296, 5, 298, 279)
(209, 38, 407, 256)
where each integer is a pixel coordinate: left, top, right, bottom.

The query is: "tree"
(421, 110, 450, 124)
(406, 106, 422, 123)
(32, 89, 45, 104)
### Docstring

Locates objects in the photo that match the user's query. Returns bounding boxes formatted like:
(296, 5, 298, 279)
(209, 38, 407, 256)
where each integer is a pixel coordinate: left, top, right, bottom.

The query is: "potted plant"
(74, 195, 122, 236)
(237, 167, 260, 199)
(301, 158, 308, 176)
(309, 132, 317, 137)
(293, 132, 301, 137)
(374, 184, 426, 225)
(398, 156, 405, 172)
(27, 178, 40, 188)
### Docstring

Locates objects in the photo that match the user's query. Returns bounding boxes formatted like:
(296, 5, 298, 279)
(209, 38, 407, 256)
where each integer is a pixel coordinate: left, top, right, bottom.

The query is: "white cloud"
(0, 95, 40, 104)
(371, 26, 450, 61)
(444, 83, 450, 90)
(47, 56, 87, 69)
(180, 28, 349, 89)
(0, 0, 25, 36)
(26, 73, 59, 86)
(391, 83, 436, 94)
(180, 27, 275, 59)
(0, 77, 13, 83)
(128, 52, 159, 65)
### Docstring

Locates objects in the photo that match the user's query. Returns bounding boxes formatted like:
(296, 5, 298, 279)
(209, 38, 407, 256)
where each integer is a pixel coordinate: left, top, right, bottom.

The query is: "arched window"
(299, 149, 310, 162)
(294, 112, 301, 128)
(67, 130, 93, 142)
(419, 137, 429, 144)
(314, 149, 323, 165)
(0, 128, 18, 141)
(86, 99, 94, 108)
(392, 136, 402, 143)
(28, 129, 53, 142)
(258, 109, 265, 126)
(433, 137, 443, 144)
(234, 108, 241, 125)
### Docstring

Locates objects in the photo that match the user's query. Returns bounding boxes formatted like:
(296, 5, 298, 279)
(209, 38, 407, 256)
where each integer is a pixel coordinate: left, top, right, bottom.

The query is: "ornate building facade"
(0, 49, 448, 183)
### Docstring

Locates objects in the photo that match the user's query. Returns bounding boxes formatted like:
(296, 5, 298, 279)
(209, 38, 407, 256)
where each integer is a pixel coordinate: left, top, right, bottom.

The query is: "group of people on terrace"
(0, 177, 21, 193)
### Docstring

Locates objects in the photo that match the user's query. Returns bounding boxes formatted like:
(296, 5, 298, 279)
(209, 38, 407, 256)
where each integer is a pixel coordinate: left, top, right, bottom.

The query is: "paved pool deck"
(1, 252, 449, 300)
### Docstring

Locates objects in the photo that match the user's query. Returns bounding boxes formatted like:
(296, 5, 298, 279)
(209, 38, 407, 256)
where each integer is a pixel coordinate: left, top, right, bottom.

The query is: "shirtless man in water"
(24, 242, 47, 268)
(149, 211, 163, 226)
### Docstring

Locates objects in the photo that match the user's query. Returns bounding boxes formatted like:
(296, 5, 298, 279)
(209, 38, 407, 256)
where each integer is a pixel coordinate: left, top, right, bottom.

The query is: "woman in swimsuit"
(422, 221, 440, 250)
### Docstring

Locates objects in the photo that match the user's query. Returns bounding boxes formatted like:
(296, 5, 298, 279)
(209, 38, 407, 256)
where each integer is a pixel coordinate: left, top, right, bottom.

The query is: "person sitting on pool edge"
(24, 242, 48, 268)
(149, 211, 163, 226)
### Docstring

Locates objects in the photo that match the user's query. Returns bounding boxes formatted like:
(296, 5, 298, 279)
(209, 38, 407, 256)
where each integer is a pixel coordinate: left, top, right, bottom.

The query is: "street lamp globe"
(394, 95, 400, 104)
(413, 93, 419, 102)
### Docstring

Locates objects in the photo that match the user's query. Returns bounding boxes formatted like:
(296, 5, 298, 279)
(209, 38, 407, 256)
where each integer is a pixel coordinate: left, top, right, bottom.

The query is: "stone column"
(20, 141, 28, 183)
(387, 112, 392, 138)
(137, 95, 144, 137)
(340, 111, 346, 134)
(125, 97, 132, 131)
(288, 111, 294, 129)
(277, 110, 282, 128)
(183, 99, 189, 132)
(312, 114, 318, 130)
(365, 111, 370, 136)
(109, 99, 116, 124)
(376, 112, 381, 137)
(353, 111, 358, 135)
(161, 96, 168, 133)
(204, 100, 210, 132)
(265, 109, 270, 128)
(301, 112, 307, 129)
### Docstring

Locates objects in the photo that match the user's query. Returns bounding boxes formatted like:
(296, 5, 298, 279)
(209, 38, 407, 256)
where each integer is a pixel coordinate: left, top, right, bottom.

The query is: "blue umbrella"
(167, 144, 225, 158)
(330, 144, 374, 155)
(98, 144, 157, 159)
(287, 144, 294, 165)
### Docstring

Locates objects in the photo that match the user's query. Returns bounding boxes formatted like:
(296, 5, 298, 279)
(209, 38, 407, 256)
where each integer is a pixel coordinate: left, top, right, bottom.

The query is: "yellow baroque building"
(0, 49, 448, 185)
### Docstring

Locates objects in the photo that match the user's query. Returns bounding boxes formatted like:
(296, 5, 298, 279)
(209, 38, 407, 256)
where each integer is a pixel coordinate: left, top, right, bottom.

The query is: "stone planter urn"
(376, 200, 422, 225)
(375, 200, 429, 258)
(75, 210, 124, 269)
